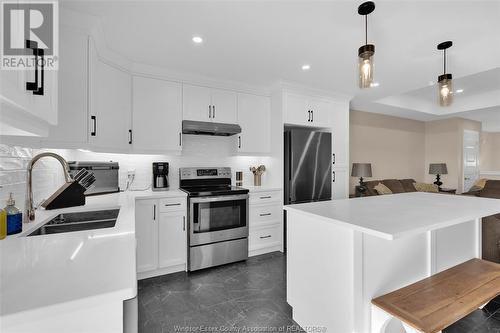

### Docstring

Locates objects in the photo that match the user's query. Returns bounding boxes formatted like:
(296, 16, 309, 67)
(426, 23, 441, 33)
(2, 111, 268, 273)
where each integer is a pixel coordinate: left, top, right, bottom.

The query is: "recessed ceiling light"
(192, 36, 203, 44)
(456, 89, 464, 93)
(370, 82, 380, 87)
(301, 64, 311, 71)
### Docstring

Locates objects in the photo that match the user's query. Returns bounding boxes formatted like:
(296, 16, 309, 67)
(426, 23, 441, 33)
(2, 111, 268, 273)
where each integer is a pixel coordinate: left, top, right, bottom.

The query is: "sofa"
(359, 178, 418, 197)
(463, 180, 500, 263)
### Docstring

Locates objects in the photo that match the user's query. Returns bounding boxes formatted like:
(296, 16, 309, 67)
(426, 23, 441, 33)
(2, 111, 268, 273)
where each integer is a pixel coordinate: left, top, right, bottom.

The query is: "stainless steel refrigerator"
(284, 129, 332, 205)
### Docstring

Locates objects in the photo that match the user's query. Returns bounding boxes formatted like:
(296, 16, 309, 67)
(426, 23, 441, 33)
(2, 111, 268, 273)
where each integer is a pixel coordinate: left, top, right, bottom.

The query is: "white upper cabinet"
(182, 84, 237, 123)
(284, 93, 333, 128)
(237, 93, 271, 154)
(44, 27, 88, 144)
(89, 39, 131, 151)
(0, 0, 58, 137)
(132, 76, 182, 152)
(211, 89, 237, 123)
(331, 101, 349, 168)
(182, 84, 211, 122)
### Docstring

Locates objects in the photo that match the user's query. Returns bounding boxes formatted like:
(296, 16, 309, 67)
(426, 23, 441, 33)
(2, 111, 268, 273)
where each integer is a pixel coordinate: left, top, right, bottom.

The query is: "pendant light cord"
(365, 15, 368, 45)
(443, 49, 446, 75)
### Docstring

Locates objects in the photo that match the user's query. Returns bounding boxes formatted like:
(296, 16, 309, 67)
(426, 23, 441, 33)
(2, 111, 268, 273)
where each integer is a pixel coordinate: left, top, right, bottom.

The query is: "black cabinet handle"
(25, 40, 44, 95)
(259, 196, 272, 199)
(208, 105, 211, 118)
(128, 129, 133, 144)
(332, 171, 335, 182)
(183, 216, 186, 231)
(213, 105, 216, 118)
(332, 153, 335, 165)
(259, 213, 272, 217)
(307, 110, 311, 122)
(179, 132, 182, 146)
(311, 110, 314, 122)
(153, 205, 156, 221)
(260, 235, 272, 239)
(164, 203, 181, 207)
(90, 116, 97, 136)
(238, 136, 241, 149)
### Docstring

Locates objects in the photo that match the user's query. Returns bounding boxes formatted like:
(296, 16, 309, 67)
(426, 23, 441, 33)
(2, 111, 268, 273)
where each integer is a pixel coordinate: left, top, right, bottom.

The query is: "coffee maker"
(152, 162, 169, 191)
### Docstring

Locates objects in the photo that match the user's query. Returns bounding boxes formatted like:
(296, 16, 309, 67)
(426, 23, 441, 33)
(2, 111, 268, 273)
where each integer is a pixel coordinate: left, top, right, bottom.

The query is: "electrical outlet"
(127, 169, 136, 177)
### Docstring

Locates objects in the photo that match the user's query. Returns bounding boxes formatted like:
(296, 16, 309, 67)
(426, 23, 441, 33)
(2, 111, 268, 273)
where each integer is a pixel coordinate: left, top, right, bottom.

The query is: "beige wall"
(349, 111, 482, 194)
(481, 132, 500, 171)
(349, 110, 426, 193)
(424, 118, 462, 191)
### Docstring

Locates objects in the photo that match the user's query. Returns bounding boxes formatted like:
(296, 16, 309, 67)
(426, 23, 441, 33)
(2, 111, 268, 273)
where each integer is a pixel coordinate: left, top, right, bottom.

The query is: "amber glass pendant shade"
(359, 45, 375, 88)
(438, 74, 453, 107)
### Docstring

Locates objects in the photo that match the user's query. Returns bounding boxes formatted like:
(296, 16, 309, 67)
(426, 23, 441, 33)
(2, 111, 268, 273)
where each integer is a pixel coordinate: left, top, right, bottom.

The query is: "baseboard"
(137, 263, 186, 280)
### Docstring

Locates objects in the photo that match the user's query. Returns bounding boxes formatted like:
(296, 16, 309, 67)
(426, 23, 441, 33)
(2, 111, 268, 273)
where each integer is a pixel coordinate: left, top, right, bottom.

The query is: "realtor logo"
(1, 1, 58, 70)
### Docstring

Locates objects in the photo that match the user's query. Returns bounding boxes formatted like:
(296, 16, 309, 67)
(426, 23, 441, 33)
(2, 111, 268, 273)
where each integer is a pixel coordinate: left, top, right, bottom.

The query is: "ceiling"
(61, 0, 500, 128)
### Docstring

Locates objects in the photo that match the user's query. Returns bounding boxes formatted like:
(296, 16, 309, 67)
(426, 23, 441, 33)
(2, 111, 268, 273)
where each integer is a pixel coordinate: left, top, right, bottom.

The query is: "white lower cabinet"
(248, 189, 283, 256)
(158, 211, 187, 269)
(135, 197, 187, 279)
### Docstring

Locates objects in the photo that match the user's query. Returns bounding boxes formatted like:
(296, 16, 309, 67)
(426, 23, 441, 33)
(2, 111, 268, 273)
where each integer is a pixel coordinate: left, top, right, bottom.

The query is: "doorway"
(463, 130, 480, 192)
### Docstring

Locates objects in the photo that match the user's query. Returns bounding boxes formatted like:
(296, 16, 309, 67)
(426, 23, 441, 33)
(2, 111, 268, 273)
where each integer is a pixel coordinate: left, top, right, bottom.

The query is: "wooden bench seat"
(371, 258, 500, 333)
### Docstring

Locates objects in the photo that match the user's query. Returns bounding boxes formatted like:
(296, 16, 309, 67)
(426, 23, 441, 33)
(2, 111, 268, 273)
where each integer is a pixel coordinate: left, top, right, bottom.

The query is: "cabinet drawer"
(250, 204, 282, 226)
(249, 225, 281, 250)
(159, 197, 186, 212)
(249, 191, 281, 205)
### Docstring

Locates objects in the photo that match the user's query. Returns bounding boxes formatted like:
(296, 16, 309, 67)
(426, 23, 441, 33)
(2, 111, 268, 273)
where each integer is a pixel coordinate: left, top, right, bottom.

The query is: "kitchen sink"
(27, 209, 120, 236)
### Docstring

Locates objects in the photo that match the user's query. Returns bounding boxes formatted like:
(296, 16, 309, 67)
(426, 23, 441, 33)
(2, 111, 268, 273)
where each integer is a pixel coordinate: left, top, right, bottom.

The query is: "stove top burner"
(180, 185, 248, 197)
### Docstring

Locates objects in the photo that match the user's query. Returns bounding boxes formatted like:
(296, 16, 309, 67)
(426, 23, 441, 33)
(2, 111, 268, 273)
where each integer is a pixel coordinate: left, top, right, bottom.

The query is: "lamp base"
(358, 177, 367, 195)
(433, 174, 443, 190)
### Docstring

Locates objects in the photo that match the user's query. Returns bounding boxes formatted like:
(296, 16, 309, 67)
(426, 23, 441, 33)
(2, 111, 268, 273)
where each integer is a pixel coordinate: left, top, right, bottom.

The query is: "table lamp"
(351, 163, 372, 194)
(429, 163, 448, 190)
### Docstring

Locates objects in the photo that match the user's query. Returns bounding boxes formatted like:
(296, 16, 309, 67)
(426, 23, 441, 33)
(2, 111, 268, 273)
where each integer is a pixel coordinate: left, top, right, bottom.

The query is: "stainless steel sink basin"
(27, 209, 120, 236)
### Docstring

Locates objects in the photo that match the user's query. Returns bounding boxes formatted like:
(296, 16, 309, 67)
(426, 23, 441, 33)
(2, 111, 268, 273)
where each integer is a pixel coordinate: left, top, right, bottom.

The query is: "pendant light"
(437, 41, 453, 106)
(358, 1, 376, 89)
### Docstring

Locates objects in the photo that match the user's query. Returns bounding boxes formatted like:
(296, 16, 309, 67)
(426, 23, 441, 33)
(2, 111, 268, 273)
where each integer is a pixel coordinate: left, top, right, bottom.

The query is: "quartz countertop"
(0, 189, 186, 326)
(284, 192, 500, 240)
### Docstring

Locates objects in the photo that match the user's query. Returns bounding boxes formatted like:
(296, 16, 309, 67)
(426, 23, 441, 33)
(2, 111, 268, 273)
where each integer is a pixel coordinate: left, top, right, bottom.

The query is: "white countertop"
(284, 192, 500, 240)
(0, 189, 186, 325)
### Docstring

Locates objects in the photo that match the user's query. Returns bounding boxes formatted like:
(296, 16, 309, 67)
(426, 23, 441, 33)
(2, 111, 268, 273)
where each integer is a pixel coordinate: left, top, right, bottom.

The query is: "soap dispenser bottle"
(5, 193, 22, 235)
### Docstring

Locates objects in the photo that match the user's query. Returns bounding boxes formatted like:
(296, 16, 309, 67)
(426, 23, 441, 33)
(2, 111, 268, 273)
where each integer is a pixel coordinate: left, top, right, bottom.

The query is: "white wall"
(0, 135, 276, 212)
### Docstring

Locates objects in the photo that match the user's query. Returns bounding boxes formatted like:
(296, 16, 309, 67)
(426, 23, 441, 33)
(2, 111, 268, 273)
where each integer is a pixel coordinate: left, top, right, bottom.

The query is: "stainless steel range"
(179, 167, 249, 271)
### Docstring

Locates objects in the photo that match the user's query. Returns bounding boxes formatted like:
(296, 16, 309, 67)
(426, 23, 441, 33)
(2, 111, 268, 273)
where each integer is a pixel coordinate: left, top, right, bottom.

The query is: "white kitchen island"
(284, 192, 500, 333)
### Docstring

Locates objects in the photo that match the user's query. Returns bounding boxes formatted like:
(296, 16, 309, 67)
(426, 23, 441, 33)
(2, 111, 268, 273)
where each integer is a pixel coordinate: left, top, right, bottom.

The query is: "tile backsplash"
(0, 135, 276, 212)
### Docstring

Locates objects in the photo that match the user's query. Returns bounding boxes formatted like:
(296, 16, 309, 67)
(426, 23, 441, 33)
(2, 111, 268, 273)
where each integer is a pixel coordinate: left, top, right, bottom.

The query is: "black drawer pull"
(90, 116, 97, 136)
(259, 213, 272, 217)
(164, 203, 181, 207)
(260, 235, 272, 239)
(259, 196, 272, 199)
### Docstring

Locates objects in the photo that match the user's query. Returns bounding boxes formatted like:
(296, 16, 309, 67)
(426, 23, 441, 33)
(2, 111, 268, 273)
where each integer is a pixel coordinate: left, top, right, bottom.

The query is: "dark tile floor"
(139, 252, 500, 333)
(138, 252, 303, 333)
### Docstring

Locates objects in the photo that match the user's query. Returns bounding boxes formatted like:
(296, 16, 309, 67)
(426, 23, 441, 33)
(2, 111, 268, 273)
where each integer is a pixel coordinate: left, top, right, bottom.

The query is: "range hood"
(182, 120, 241, 136)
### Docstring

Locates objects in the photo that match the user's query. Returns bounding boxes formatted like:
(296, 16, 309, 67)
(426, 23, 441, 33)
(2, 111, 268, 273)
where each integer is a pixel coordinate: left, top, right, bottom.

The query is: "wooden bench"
(371, 258, 500, 333)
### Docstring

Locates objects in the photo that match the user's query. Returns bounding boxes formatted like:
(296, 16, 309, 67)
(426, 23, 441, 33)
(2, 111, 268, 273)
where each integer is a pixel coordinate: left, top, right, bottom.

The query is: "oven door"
(189, 194, 249, 246)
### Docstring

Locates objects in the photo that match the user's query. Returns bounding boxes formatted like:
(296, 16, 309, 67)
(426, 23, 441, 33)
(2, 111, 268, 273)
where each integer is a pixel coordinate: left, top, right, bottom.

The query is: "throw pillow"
(474, 178, 488, 189)
(374, 183, 393, 195)
(413, 182, 439, 193)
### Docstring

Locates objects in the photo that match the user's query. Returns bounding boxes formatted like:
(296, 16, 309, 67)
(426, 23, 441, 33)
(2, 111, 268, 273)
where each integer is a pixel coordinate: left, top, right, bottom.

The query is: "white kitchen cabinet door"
(158, 212, 187, 269)
(132, 76, 182, 152)
(284, 93, 310, 126)
(182, 84, 211, 122)
(332, 169, 348, 199)
(309, 98, 333, 127)
(44, 27, 88, 144)
(237, 93, 270, 153)
(331, 103, 349, 168)
(135, 200, 159, 273)
(89, 48, 131, 150)
(211, 89, 237, 123)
